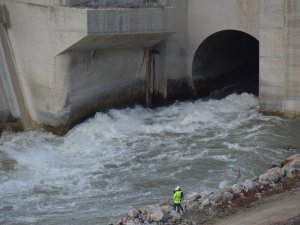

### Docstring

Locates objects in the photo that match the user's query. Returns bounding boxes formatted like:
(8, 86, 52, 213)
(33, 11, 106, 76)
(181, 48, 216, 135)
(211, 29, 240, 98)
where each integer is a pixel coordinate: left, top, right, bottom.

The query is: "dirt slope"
(213, 189, 300, 225)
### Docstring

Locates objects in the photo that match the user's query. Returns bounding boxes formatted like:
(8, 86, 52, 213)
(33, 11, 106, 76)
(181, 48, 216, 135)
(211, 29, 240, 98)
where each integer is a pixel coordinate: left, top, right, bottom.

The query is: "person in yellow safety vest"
(173, 186, 184, 213)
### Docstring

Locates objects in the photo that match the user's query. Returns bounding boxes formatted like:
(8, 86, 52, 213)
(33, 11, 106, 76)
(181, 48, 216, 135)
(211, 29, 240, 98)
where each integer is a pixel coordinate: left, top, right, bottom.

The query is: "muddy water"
(0, 93, 299, 224)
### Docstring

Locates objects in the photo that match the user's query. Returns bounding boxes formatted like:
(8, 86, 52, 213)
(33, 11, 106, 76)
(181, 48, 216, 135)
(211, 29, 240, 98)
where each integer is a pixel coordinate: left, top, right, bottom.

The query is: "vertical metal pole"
(145, 48, 153, 107)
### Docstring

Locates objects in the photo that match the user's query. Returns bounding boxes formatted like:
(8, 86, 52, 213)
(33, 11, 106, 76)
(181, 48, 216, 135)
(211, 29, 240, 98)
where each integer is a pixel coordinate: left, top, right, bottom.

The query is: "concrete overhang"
(65, 32, 174, 50)
(67, 33, 173, 50)
(56, 6, 176, 54)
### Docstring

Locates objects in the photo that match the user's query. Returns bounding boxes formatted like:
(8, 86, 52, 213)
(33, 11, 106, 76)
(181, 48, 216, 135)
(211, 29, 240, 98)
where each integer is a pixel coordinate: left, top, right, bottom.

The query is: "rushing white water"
(0, 93, 299, 225)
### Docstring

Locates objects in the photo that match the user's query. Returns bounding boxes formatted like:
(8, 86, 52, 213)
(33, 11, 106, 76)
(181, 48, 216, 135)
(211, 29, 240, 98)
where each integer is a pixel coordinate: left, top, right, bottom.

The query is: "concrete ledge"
(66, 32, 174, 51)
(57, 6, 176, 54)
(260, 109, 300, 119)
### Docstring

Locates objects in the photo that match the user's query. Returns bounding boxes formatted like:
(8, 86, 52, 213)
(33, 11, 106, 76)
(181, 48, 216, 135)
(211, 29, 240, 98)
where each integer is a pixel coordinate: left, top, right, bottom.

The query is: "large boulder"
(160, 204, 172, 215)
(209, 190, 223, 204)
(208, 189, 234, 205)
(281, 154, 300, 167)
(142, 205, 164, 222)
(201, 198, 210, 207)
(169, 210, 181, 222)
(185, 192, 202, 202)
(258, 167, 285, 185)
(127, 209, 141, 219)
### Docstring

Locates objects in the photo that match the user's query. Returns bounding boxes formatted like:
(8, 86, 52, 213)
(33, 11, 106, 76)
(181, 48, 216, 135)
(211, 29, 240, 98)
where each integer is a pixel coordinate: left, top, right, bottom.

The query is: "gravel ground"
(276, 215, 300, 225)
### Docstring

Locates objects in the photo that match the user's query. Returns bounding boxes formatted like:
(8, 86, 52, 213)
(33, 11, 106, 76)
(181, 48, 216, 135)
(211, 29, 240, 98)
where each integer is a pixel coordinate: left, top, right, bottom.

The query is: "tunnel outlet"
(192, 30, 259, 99)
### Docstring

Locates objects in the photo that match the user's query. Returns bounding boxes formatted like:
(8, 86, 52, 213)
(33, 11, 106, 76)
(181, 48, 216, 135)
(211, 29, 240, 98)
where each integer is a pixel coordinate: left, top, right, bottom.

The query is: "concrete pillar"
(0, 23, 32, 129)
(260, 0, 300, 117)
(0, 24, 20, 120)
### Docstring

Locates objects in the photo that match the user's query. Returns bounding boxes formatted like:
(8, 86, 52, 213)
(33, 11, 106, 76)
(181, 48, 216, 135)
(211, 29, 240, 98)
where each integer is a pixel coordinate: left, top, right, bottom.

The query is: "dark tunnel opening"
(192, 30, 259, 99)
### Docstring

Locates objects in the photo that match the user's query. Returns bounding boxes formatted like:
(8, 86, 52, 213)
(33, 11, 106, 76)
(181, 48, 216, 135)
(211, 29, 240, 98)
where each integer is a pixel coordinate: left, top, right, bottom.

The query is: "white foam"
(0, 93, 297, 224)
(210, 155, 237, 162)
(223, 142, 240, 150)
(218, 179, 229, 189)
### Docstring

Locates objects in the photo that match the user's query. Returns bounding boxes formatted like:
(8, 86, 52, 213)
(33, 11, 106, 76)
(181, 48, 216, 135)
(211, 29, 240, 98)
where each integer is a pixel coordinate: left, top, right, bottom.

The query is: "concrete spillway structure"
(0, 0, 188, 133)
(0, 0, 300, 133)
(187, 0, 300, 117)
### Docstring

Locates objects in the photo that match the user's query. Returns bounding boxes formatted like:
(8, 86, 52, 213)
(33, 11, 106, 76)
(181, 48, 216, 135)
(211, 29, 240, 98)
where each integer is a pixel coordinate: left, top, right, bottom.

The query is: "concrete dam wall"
(0, 0, 188, 133)
(0, 0, 300, 133)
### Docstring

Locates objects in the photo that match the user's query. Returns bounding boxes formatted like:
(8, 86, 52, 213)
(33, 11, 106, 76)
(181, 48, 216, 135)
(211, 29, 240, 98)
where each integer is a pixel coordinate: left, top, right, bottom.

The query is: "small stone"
(202, 198, 210, 207)
(232, 184, 244, 194)
(238, 193, 245, 199)
(170, 210, 181, 220)
(222, 192, 234, 202)
(160, 205, 172, 215)
(208, 207, 217, 216)
(255, 193, 262, 200)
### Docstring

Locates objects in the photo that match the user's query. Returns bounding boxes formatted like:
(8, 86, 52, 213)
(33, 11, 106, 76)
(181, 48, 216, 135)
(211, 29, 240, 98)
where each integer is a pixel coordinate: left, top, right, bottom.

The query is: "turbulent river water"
(0, 93, 300, 225)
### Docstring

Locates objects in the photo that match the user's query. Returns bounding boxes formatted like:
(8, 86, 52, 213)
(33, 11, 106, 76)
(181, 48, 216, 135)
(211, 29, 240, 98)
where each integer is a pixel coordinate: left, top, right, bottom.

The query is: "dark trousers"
(173, 203, 184, 213)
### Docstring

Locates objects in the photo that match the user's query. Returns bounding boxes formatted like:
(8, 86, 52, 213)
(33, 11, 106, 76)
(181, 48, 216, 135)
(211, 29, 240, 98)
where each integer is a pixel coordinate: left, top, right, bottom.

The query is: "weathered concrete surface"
(0, 15, 32, 130)
(187, 0, 260, 77)
(259, 0, 300, 118)
(0, 0, 177, 133)
(187, 0, 300, 118)
(55, 6, 175, 53)
(2, 0, 165, 7)
(1, 0, 300, 133)
(0, 5, 19, 122)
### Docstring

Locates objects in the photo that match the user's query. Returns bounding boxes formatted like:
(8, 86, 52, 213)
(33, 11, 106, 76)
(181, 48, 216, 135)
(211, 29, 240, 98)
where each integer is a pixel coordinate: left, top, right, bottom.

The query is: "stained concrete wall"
(259, 0, 300, 117)
(0, 57, 15, 122)
(0, 44, 9, 120)
(7, 0, 166, 7)
(161, 0, 190, 99)
(51, 48, 147, 126)
(0, 81, 9, 120)
(1, 0, 176, 131)
(187, 0, 300, 117)
(0, 12, 23, 125)
(1, 0, 300, 132)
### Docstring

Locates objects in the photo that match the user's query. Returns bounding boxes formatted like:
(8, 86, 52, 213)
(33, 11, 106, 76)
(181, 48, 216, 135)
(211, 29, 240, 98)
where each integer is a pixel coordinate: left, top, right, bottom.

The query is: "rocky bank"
(115, 154, 300, 225)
